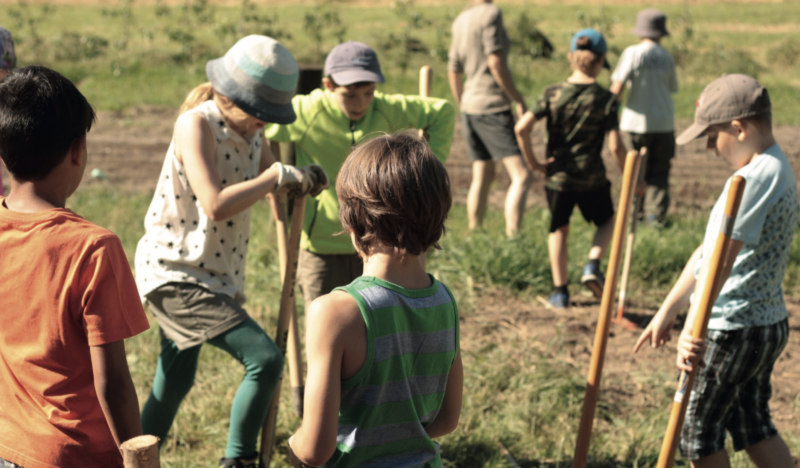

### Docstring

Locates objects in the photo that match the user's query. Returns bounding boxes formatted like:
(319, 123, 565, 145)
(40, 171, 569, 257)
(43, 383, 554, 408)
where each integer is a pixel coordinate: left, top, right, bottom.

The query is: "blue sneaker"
(581, 262, 605, 298)
(547, 291, 570, 309)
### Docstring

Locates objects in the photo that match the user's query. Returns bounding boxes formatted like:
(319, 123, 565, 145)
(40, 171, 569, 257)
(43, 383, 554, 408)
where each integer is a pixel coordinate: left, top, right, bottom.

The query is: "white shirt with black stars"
(134, 100, 262, 304)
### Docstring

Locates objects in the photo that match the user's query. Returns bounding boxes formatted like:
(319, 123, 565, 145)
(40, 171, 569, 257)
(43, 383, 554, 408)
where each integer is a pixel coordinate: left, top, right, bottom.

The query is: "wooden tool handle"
(260, 195, 307, 467)
(419, 65, 433, 141)
(615, 147, 647, 324)
(121, 435, 160, 468)
(572, 149, 640, 468)
(656, 175, 746, 468)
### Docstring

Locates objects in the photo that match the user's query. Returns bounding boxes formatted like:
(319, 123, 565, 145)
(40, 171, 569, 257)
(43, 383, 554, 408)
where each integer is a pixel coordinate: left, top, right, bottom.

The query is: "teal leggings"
(141, 318, 283, 458)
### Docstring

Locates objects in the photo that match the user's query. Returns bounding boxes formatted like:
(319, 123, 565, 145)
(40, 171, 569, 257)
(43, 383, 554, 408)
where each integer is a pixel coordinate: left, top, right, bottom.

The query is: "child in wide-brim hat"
(134, 35, 328, 468)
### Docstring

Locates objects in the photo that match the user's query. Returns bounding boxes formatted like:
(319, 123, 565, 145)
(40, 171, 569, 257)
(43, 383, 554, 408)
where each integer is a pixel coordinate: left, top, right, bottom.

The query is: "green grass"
(64, 186, 800, 467)
(3, 1, 800, 122)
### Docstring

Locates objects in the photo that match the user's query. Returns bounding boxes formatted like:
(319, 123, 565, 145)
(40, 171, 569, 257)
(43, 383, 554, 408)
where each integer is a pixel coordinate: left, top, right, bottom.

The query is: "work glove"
(304, 164, 330, 197)
(272, 162, 314, 198)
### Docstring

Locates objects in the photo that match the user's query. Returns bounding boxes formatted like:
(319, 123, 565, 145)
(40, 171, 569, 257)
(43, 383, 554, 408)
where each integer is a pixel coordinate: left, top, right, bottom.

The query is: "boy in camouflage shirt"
(515, 29, 629, 308)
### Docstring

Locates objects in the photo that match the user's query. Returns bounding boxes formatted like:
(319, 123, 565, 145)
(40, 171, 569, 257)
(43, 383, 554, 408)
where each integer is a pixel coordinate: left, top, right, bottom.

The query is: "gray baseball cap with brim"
(676, 74, 771, 145)
(206, 35, 299, 125)
(632, 9, 670, 39)
(324, 41, 385, 86)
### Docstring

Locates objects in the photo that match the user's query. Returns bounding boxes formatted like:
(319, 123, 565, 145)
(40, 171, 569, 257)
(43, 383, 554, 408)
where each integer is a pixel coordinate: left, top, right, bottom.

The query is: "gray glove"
(272, 162, 314, 198)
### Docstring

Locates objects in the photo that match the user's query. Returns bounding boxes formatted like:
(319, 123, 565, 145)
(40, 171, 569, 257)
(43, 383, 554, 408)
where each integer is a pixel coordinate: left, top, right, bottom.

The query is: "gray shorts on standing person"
(611, 9, 678, 224)
(448, 0, 532, 238)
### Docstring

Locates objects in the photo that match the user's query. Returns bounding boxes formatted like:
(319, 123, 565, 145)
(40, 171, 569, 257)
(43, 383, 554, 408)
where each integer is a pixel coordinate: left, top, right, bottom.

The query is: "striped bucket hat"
(206, 35, 298, 125)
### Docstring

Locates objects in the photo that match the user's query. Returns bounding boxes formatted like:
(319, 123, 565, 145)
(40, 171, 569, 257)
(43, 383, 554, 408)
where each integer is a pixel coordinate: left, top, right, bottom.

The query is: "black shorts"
(545, 182, 614, 233)
(461, 111, 521, 162)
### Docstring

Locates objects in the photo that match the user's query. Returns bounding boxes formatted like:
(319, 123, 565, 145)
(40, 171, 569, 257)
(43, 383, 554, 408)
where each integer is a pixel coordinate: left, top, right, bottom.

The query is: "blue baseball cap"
(324, 41, 385, 86)
(570, 28, 610, 70)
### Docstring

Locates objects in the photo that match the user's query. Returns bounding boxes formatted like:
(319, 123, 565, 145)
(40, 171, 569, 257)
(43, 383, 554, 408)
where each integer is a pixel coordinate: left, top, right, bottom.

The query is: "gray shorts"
(461, 111, 521, 162)
(145, 282, 249, 350)
(297, 250, 362, 309)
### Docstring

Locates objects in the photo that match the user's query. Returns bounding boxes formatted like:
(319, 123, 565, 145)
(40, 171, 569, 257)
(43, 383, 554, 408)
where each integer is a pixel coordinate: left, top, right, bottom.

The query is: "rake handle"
(656, 175, 746, 468)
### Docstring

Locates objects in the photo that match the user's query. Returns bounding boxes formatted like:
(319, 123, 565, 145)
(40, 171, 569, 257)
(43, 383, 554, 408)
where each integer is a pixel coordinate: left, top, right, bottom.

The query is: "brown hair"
(569, 37, 604, 74)
(337, 132, 452, 256)
(741, 112, 772, 131)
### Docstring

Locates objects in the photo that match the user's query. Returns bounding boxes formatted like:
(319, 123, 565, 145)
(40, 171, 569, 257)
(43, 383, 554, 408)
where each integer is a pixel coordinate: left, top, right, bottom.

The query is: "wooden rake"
(656, 175, 746, 468)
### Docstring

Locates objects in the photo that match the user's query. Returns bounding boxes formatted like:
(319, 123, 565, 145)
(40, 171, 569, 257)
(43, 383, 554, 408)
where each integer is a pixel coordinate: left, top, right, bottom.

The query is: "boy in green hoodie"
(265, 41, 455, 307)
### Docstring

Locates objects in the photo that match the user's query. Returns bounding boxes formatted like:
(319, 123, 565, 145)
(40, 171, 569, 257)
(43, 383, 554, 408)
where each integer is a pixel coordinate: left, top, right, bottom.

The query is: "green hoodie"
(264, 88, 455, 255)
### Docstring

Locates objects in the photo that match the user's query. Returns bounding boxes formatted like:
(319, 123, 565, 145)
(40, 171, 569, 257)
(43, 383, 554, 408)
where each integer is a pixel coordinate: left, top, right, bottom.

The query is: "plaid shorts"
(679, 319, 789, 460)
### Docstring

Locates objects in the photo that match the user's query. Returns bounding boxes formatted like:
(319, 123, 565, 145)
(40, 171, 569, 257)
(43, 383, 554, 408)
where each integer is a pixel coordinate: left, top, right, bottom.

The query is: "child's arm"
(675, 239, 744, 372)
(487, 52, 526, 116)
(609, 81, 625, 102)
(175, 114, 313, 221)
(634, 245, 703, 353)
(424, 351, 463, 439)
(289, 292, 364, 467)
(514, 111, 553, 176)
(90, 340, 142, 447)
(447, 71, 464, 109)
(606, 128, 628, 170)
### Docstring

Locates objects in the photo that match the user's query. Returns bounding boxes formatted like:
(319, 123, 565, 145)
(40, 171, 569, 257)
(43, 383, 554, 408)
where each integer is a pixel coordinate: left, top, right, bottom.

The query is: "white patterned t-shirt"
(134, 100, 263, 304)
(695, 144, 799, 330)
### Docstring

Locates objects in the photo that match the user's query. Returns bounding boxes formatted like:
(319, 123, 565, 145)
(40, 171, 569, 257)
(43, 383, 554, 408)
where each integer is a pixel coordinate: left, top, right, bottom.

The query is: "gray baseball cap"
(632, 9, 670, 39)
(676, 74, 771, 145)
(324, 41, 385, 86)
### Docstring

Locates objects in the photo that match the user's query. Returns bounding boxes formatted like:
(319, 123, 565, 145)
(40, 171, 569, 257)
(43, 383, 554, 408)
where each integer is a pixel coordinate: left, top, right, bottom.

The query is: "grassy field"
(2, 1, 800, 122)
(66, 187, 800, 467)
(5, 1, 800, 466)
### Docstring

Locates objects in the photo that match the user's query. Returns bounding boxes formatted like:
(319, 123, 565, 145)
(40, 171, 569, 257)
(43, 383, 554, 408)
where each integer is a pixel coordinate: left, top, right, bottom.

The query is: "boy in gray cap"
(634, 74, 797, 468)
(610, 9, 678, 225)
(265, 41, 454, 310)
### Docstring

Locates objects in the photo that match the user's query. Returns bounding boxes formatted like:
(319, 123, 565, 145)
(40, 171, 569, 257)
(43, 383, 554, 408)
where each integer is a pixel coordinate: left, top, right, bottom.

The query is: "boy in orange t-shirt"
(0, 66, 150, 468)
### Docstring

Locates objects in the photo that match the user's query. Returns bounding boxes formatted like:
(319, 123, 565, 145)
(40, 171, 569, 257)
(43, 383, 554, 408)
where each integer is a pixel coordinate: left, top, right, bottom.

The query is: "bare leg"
(501, 155, 533, 238)
(746, 435, 795, 468)
(467, 160, 495, 230)
(548, 225, 569, 287)
(690, 449, 731, 468)
(588, 216, 615, 261)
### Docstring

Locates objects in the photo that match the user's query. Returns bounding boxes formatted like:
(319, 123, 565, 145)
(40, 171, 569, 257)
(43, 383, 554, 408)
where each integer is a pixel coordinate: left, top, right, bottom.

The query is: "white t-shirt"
(135, 100, 263, 304)
(694, 145, 799, 330)
(611, 41, 678, 134)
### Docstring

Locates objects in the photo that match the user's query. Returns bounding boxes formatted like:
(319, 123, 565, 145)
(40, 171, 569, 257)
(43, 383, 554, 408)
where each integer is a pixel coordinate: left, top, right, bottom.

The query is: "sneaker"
(219, 453, 258, 468)
(547, 291, 570, 309)
(581, 263, 605, 298)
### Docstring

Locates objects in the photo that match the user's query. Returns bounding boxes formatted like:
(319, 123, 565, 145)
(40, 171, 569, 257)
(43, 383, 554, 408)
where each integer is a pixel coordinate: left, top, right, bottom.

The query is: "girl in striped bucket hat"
(134, 36, 328, 468)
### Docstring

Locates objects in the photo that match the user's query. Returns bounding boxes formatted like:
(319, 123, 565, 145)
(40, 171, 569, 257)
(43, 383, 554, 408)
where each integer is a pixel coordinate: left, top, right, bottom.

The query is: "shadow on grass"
(441, 439, 692, 468)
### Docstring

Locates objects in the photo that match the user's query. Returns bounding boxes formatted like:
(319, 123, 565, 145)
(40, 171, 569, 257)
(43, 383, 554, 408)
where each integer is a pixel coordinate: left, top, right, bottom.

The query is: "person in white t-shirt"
(610, 9, 678, 225)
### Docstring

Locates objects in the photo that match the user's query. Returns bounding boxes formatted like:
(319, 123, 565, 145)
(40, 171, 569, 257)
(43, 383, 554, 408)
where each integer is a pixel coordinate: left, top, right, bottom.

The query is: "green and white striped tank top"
(325, 275, 460, 468)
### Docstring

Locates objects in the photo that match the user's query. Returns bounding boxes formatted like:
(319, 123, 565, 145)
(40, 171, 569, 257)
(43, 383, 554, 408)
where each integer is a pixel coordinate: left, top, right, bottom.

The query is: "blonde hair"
(180, 82, 215, 114)
(569, 37, 604, 74)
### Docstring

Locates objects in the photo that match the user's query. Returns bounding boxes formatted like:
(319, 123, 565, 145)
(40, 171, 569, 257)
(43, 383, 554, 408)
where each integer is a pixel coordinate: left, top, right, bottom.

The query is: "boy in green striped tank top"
(288, 133, 463, 467)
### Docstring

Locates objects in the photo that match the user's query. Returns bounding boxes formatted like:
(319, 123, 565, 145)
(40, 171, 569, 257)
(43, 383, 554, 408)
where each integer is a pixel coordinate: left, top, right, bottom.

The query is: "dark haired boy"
(264, 41, 455, 311)
(635, 75, 797, 468)
(515, 29, 629, 308)
(0, 66, 150, 468)
(287, 133, 462, 467)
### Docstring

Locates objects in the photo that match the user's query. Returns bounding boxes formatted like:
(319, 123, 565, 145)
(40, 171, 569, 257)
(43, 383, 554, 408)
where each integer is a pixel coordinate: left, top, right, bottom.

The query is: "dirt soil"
(3, 105, 798, 445)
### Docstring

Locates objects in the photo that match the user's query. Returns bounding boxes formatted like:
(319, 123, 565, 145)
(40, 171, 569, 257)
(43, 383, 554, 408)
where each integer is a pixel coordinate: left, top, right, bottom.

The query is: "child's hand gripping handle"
(655, 175, 746, 468)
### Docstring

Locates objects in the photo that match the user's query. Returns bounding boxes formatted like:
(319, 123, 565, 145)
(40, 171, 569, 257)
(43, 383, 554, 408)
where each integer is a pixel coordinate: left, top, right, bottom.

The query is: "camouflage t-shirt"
(532, 82, 619, 192)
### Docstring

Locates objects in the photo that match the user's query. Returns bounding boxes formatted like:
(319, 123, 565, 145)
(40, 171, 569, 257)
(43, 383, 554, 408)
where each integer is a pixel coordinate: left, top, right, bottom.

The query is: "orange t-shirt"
(0, 197, 150, 468)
